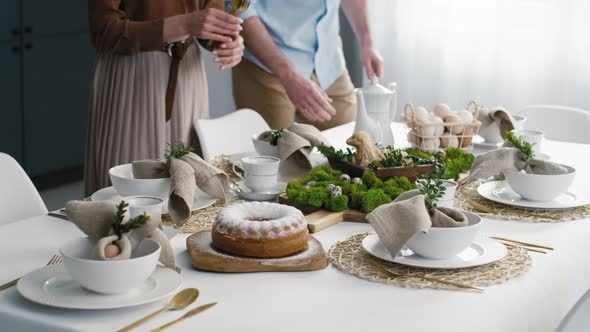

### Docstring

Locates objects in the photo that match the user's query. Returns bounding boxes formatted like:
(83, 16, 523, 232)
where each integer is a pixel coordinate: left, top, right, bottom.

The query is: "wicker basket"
(402, 101, 482, 151)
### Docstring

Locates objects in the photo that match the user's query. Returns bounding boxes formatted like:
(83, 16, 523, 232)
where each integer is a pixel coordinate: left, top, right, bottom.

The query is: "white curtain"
(369, 0, 590, 115)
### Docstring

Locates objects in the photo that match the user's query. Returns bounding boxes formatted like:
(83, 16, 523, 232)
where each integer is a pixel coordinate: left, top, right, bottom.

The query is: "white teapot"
(353, 77, 398, 146)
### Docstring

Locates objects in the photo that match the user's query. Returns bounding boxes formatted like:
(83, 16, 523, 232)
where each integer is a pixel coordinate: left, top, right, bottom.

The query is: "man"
(224, 0, 383, 130)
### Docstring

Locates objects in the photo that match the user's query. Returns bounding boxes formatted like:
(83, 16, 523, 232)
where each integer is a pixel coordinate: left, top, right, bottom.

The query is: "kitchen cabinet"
(1, 0, 95, 185)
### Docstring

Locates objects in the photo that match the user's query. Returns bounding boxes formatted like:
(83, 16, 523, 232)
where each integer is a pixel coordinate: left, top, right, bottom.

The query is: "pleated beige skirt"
(84, 45, 208, 197)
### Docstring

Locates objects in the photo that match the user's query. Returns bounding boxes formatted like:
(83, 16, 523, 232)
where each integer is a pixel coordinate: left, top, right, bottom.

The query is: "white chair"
(0, 153, 47, 225)
(518, 105, 590, 144)
(195, 109, 271, 161)
(558, 289, 590, 332)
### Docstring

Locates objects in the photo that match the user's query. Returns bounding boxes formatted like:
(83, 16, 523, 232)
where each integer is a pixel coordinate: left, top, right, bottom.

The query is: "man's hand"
(361, 46, 383, 80)
(213, 35, 245, 70)
(279, 69, 336, 123)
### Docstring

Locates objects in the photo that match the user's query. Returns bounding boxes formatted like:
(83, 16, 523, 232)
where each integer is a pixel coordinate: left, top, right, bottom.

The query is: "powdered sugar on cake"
(214, 201, 307, 239)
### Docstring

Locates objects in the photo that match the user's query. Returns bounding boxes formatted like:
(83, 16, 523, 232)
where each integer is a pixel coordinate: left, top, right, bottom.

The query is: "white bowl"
(505, 165, 575, 202)
(60, 238, 161, 294)
(251, 134, 279, 157)
(109, 164, 171, 199)
(479, 114, 527, 143)
(405, 211, 482, 260)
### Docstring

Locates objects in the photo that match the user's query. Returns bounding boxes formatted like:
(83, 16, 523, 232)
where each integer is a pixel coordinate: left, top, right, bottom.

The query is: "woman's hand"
(188, 8, 243, 44)
(213, 35, 245, 70)
(361, 46, 384, 81)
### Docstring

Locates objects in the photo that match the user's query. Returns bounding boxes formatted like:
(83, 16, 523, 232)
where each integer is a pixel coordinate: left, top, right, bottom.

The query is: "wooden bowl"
(327, 158, 436, 182)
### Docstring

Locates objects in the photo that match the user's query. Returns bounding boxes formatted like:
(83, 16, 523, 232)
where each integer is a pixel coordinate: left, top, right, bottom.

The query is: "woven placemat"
(455, 182, 590, 223)
(329, 233, 531, 290)
(162, 198, 241, 233)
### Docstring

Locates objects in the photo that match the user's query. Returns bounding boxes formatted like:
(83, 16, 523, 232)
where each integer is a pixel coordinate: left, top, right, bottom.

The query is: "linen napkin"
(260, 123, 329, 180)
(366, 190, 468, 257)
(132, 152, 231, 226)
(461, 147, 569, 185)
(477, 106, 515, 141)
(65, 200, 177, 270)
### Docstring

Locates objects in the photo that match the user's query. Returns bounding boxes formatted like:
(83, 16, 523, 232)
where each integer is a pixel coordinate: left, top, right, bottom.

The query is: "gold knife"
(151, 302, 217, 332)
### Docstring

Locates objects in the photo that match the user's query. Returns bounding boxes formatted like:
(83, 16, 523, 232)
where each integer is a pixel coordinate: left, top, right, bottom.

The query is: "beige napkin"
(461, 147, 569, 185)
(477, 107, 515, 140)
(263, 123, 329, 180)
(65, 200, 177, 270)
(366, 190, 468, 257)
(133, 152, 231, 226)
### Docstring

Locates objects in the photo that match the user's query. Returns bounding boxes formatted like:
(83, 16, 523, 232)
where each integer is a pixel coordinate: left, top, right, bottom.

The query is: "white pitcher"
(353, 77, 398, 147)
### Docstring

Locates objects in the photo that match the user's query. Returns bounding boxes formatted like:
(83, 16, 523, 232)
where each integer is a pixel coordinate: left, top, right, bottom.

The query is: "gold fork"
(366, 258, 484, 291)
(0, 255, 62, 291)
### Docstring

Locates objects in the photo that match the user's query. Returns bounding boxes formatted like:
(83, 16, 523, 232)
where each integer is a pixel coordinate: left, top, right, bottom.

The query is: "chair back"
(0, 153, 47, 225)
(518, 105, 590, 144)
(195, 109, 271, 161)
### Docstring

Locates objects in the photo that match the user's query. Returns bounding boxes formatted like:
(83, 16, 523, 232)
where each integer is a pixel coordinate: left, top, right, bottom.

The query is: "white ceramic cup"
(125, 196, 163, 223)
(233, 156, 280, 192)
(437, 180, 457, 208)
(512, 129, 544, 154)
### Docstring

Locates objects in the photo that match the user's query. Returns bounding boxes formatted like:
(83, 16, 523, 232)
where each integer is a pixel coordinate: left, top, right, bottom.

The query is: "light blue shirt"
(230, 0, 347, 89)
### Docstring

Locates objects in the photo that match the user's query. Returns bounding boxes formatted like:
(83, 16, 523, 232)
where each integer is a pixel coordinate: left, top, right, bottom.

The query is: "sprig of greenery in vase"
(164, 141, 194, 159)
(112, 201, 149, 240)
(505, 131, 535, 161)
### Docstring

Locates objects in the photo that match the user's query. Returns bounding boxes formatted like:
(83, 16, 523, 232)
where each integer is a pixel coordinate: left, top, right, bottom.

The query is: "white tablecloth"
(1, 122, 589, 332)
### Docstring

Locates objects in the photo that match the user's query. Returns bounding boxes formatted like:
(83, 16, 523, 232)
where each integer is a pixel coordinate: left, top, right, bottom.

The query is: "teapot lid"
(360, 76, 393, 95)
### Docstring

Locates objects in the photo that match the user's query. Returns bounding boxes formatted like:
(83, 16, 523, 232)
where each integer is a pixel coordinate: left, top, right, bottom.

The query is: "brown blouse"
(88, 0, 224, 54)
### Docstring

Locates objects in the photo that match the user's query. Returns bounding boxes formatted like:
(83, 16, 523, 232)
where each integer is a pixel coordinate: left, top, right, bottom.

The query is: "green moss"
(293, 187, 329, 209)
(361, 171, 383, 189)
(382, 176, 415, 199)
(361, 189, 392, 213)
(442, 148, 475, 180)
(325, 195, 349, 212)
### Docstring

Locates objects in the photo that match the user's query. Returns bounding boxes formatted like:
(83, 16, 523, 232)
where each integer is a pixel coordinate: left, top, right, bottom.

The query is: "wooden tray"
(327, 157, 435, 182)
(186, 231, 328, 273)
(278, 195, 368, 233)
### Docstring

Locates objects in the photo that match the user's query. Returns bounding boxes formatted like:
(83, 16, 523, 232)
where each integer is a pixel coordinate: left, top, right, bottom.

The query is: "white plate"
(362, 234, 507, 269)
(91, 187, 216, 214)
(17, 264, 181, 310)
(236, 181, 287, 201)
(477, 181, 589, 210)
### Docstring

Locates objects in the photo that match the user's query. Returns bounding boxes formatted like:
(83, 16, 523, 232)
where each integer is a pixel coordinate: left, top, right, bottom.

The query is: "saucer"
(91, 187, 216, 214)
(17, 264, 181, 310)
(477, 181, 589, 210)
(229, 152, 326, 168)
(236, 181, 287, 201)
(362, 234, 507, 269)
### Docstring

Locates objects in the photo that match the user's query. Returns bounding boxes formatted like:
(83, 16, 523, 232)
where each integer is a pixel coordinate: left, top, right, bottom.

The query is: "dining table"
(1, 122, 589, 332)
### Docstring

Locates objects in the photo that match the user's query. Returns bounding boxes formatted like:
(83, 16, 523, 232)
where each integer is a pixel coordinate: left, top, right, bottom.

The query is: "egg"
(456, 110, 474, 124)
(421, 137, 440, 151)
(413, 106, 430, 123)
(433, 103, 451, 119)
(460, 127, 474, 147)
(440, 133, 459, 148)
(417, 123, 436, 137)
(444, 114, 465, 135)
(105, 243, 121, 258)
(407, 130, 421, 146)
(430, 115, 445, 137)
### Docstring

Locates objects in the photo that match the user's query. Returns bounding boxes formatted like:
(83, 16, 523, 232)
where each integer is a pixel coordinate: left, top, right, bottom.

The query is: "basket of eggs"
(402, 101, 482, 151)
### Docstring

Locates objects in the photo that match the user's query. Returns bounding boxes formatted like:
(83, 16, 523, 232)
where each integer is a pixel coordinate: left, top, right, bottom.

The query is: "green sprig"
(164, 142, 194, 160)
(505, 131, 535, 161)
(317, 144, 357, 163)
(112, 201, 150, 240)
(416, 178, 446, 209)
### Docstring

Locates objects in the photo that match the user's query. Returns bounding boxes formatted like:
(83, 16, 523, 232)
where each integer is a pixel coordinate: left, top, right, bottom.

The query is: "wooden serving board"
(186, 231, 328, 273)
(278, 195, 368, 233)
(327, 157, 436, 182)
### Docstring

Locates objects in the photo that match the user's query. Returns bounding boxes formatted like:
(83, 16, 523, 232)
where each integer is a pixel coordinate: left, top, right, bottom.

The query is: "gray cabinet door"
(23, 0, 88, 36)
(0, 40, 23, 163)
(22, 33, 95, 176)
(0, 0, 19, 42)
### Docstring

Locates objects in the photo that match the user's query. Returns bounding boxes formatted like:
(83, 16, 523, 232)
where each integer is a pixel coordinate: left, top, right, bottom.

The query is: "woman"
(84, 0, 244, 196)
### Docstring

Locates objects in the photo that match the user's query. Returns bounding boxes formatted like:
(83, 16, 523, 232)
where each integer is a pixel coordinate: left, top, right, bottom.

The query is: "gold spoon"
(207, 0, 251, 50)
(118, 288, 199, 332)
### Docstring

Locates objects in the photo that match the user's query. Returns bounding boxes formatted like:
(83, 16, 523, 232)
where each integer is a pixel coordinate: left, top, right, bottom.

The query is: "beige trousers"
(232, 58, 356, 130)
